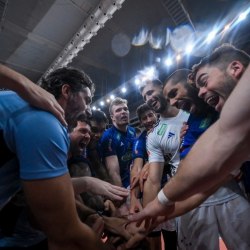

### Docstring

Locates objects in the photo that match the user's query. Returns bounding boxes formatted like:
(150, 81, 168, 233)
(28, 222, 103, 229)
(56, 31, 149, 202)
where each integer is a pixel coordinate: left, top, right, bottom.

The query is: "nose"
(169, 98, 177, 107)
(198, 87, 207, 99)
(85, 106, 92, 118)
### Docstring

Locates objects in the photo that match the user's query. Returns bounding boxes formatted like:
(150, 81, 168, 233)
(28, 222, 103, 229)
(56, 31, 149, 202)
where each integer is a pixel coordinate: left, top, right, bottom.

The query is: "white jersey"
(147, 109, 190, 175)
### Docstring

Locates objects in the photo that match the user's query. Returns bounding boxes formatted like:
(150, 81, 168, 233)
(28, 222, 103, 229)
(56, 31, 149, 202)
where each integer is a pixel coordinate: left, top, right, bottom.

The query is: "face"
(111, 103, 129, 127)
(69, 121, 91, 156)
(65, 87, 92, 126)
(195, 66, 237, 112)
(90, 120, 107, 142)
(141, 82, 168, 113)
(140, 110, 157, 131)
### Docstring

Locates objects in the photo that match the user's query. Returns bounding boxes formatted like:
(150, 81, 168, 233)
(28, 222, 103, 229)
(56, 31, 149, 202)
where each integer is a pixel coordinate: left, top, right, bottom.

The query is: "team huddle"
(1, 44, 250, 250)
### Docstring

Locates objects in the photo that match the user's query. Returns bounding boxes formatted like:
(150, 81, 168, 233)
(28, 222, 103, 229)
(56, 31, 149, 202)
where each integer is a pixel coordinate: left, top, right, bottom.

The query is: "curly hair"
(41, 67, 95, 99)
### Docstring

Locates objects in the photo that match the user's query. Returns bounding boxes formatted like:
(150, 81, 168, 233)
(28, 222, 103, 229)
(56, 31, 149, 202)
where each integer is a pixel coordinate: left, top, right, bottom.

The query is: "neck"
(114, 123, 127, 132)
(161, 105, 179, 118)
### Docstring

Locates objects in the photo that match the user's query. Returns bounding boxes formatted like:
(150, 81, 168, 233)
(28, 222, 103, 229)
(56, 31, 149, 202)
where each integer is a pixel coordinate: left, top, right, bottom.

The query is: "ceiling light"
(164, 58, 173, 67)
(110, 94, 115, 100)
(121, 87, 127, 93)
(185, 44, 194, 54)
(176, 54, 182, 61)
(106, 98, 110, 103)
(100, 101, 104, 106)
(92, 106, 96, 110)
(206, 30, 217, 44)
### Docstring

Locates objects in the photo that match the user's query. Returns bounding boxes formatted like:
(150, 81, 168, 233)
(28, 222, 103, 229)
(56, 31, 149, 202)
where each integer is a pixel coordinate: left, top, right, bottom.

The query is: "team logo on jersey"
(121, 151, 132, 161)
(199, 117, 212, 129)
(168, 132, 175, 139)
(157, 124, 167, 136)
(116, 133, 121, 140)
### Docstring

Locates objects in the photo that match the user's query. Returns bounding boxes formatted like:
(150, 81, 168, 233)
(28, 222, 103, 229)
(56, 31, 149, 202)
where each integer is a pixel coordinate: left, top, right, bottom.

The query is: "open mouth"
(206, 95, 219, 108)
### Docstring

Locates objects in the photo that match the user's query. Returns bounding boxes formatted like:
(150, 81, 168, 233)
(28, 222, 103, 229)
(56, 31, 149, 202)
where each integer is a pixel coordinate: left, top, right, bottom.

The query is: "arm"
(126, 174, 233, 249)
(130, 158, 144, 213)
(105, 155, 123, 187)
(71, 176, 128, 201)
(142, 162, 164, 207)
(0, 64, 66, 126)
(88, 148, 111, 182)
(22, 174, 106, 250)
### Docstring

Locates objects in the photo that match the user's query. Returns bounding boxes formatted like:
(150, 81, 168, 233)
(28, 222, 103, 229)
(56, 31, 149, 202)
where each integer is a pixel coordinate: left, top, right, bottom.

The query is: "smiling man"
(128, 45, 250, 249)
(0, 67, 109, 250)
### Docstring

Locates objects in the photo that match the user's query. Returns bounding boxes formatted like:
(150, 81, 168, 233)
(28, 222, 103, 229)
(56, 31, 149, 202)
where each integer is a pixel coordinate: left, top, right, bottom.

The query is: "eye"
(168, 89, 177, 98)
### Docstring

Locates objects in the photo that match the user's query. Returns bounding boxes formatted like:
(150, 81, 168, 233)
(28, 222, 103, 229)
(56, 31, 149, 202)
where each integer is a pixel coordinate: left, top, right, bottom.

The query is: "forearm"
(108, 171, 122, 187)
(143, 177, 160, 206)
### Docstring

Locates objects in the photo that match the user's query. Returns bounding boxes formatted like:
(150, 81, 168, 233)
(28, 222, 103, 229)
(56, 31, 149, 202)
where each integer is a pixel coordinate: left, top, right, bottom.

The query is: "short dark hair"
(68, 114, 91, 132)
(164, 69, 191, 87)
(189, 44, 250, 84)
(139, 79, 163, 94)
(89, 110, 108, 124)
(41, 67, 95, 99)
(136, 103, 155, 121)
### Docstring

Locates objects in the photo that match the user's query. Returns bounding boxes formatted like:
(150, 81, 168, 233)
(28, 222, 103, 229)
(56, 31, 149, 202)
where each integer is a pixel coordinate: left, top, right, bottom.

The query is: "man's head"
(89, 110, 108, 142)
(69, 115, 91, 157)
(189, 44, 250, 112)
(41, 67, 95, 125)
(163, 69, 208, 115)
(140, 79, 168, 114)
(136, 103, 157, 131)
(109, 97, 129, 128)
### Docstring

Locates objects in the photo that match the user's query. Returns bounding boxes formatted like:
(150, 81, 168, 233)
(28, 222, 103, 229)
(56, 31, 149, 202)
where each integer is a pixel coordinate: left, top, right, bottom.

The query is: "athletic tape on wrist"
(157, 189, 174, 206)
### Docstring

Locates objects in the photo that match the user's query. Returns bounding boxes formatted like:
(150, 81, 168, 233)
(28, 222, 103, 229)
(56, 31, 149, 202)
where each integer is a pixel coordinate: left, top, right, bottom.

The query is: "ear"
(227, 61, 245, 79)
(61, 84, 71, 100)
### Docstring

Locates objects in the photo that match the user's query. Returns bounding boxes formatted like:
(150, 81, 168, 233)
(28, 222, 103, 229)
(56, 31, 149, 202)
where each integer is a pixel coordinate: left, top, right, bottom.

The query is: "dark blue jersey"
(180, 112, 218, 159)
(100, 125, 136, 188)
(132, 130, 148, 161)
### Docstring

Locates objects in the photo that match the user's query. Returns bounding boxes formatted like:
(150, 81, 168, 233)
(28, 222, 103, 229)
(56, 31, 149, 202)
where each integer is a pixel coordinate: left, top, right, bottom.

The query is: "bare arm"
(105, 155, 123, 187)
(130, 158, 144, 213)
(162, 65, 250, 202)
(0, 64, 66, 126)
(142, 162, 164, 206)
(22, 174, 106, 250)
(71, 176, 128, 201)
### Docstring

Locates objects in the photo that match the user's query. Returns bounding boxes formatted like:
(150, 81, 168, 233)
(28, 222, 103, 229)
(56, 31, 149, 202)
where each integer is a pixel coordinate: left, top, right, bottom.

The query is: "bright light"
(176, 54, 182, 61)
(156, 57, 161, 63)
(206, 30, 217, 44)
(100, 101, 104, 106)
(121, 87, 127, 93)
(97, 108, 101, 111)
(106, 98, 110, 103)
(223, 24, 230, 32)
(92, 106, 96, 110)
(164, 58, 173, 67)
(134, 77, 141, 85)
(145, 67, 156, 79)
(238, 11, 248, 22)
(110, 94, 115, 100)
(185, 44, 194, 55)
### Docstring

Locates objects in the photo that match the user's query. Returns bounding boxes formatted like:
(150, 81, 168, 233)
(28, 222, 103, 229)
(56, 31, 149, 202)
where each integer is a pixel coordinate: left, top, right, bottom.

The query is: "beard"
(222, 73, 237, 100)
(148, 93, 168, 114)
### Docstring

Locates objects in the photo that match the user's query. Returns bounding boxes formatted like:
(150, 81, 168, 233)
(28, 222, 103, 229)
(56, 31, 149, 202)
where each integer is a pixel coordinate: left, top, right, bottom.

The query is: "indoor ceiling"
(0, 0, 250, 120)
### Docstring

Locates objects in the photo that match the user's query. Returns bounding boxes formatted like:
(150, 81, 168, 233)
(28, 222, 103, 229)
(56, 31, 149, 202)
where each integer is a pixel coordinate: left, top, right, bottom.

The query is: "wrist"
(157, 189, 174, 206)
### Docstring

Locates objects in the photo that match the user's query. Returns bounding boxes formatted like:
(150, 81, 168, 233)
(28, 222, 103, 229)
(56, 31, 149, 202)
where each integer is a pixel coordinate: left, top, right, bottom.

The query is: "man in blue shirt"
(0, 67, 108, 250)
(100, 97, 136, 188)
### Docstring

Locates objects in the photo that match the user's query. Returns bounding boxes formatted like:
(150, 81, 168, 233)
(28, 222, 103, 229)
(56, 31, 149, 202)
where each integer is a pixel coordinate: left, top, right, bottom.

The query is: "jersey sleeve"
(13, 111, 69, 180)
(147, 132, 164, 163)
(132, 133, 147, 160)
(100, 130, 117, 158)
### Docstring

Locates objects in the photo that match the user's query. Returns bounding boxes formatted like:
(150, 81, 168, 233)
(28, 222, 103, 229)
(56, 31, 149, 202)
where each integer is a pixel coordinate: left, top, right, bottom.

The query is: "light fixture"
(164, 58, 173, 67)
(121, 87, 127, 93)
(92, 106, 97, 110)
(110, 94, 115, 100)
(100, 101, 104, 106)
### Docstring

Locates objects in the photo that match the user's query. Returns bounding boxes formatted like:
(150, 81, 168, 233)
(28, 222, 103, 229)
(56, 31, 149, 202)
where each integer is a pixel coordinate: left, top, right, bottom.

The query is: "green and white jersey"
(147, 109, 190, 176)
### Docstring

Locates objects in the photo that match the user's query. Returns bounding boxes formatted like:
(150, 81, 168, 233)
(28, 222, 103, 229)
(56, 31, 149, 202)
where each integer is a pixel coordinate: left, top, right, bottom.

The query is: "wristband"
(157, 189, 174, 206)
